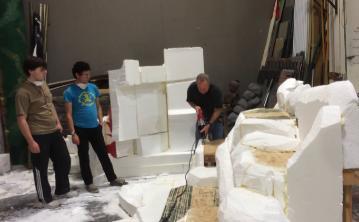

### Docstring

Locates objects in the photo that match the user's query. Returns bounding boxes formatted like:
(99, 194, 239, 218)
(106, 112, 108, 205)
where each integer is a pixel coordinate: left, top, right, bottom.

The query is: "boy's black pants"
(32, 130, 71, 203)
(75, 125, 117, 185)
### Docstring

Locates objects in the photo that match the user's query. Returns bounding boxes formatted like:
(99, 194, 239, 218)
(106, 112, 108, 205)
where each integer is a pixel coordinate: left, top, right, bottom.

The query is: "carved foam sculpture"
(215, 79, 358, 221)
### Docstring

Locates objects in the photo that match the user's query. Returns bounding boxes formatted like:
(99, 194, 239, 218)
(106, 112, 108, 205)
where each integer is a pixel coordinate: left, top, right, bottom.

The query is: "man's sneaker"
(110, 178, 128, 186)
(55, 190, 79, 199)
(85, 184, 99, 193)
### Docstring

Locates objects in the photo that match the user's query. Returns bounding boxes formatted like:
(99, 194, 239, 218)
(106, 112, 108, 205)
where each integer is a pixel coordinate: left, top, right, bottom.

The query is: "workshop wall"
(23, 0, 274, 93)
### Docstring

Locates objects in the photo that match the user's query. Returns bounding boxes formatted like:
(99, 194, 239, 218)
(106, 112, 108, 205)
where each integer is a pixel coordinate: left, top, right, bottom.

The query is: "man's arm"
(17, 115, 40, 153)
(65, 102, 80, 145)
(65, 102, 75, 134)
(96, 98, 103, 126)
(208, 107, 223, 125)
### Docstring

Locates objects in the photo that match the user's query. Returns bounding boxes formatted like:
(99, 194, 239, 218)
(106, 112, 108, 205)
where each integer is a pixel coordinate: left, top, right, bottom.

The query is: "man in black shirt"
(187, 73, 224, 140)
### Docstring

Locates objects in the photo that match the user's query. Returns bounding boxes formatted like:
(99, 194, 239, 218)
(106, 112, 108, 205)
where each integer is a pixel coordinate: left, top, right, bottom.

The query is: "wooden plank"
(343, 185, 353, 222)
(343, 169, 359, 186)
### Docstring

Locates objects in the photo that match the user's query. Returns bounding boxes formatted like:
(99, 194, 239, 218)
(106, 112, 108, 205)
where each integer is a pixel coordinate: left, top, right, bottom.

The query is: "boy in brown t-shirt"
(16, 57, 73, 206)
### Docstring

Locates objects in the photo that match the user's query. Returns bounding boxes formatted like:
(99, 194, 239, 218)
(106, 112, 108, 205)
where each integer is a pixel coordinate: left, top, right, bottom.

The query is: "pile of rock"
(227, 83, 263, 128)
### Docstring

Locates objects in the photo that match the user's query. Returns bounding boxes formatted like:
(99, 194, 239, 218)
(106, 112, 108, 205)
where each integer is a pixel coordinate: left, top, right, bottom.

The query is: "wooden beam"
(343, 169, 359, 186)
(343, 185, 353, 222)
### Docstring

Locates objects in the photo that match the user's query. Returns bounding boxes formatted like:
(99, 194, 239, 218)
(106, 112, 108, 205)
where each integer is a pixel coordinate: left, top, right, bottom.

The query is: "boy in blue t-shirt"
(64, 61, 127, 193)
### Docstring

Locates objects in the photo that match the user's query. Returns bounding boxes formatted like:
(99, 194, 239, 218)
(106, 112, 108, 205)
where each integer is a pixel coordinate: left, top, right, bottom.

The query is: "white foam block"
(108, 60, 141, 86)
(187, 167, 218, 187)
(168, 110, 196, 151)
(195, 143, 204, 167)
(118, 184, 145, 216)
(343, 104, 359, 168)
(109, 85, 139, 141)
(286, 84, 311, 115)
(166, 80, 194, 110)
(116, 140, 135, 158)
(136, 83, 167, 136)
(136, 133, 169, 156)
(0, 153, 10, 175)
(295, 85, 329, 140)
(327, 80, 358, 110)
(231, 147, 286, 209)
(218, 188, 289, 222)
(164, 47, 204, 82)
(277, 78, 299, 110)
(240, 132, 299, 152)
(135, 184, 171, 222)
(287, 106, 343, 222)
(140, 66, 166, 83)
(215, 138, 235, 202)
(239, 118, 298, 139)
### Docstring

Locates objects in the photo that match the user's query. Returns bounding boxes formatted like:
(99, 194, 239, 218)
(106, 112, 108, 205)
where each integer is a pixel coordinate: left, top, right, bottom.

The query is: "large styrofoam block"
(140, 66, 166, 83)
(343, 104, 359, 168)
(287, 106, 343, 222)
(168, 110, 196, 151)
(327, 80, 358, 110)
(118, 184, 145, 216)
(0, 154, 10, 175)
(215, 138, 235, 202)
(164, 47, 204, 82)
(295, 85, 329, 140)
(134, 184, 172, 222)
(277, 78, 299, 110)
(187, 166, 217, 187)
(286, 84, 311, 115)
(108, 60, 141, 86)
(110, 151, 192, 177)
(110, 85, 139, 141)
(136, 133, 169, 156)
(116, 140, 135, 158)
(239, 118, 298, 139)
(195, 143, 204, 167)
(240, 132, 299, 152)
(231, 146, 286, 208)
(218, 188, 289, 222)
(166, 80, 194, 110)
(295, 80, 358, 140)
(136, 83, 167, 136)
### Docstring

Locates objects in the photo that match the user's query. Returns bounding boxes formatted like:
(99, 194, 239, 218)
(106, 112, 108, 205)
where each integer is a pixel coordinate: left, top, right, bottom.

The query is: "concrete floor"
(2, 169, 359, 221)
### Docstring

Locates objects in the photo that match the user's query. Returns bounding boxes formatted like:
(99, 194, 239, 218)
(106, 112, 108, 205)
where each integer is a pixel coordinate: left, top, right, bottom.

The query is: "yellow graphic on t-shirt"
(78, 91, 95, 106)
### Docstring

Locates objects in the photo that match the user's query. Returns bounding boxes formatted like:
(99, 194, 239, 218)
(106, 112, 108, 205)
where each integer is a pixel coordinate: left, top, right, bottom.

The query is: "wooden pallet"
(343, 169, 359, 222)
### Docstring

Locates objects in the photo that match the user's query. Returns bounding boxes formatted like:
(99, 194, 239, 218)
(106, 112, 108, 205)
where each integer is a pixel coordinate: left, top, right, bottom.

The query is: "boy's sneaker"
(110, 178, 128, 186)
(85, 184, 99, 193)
